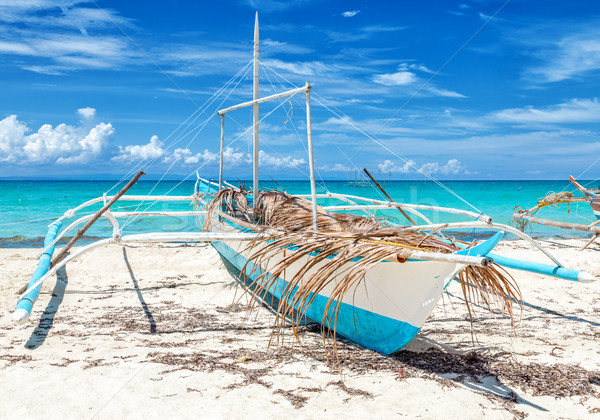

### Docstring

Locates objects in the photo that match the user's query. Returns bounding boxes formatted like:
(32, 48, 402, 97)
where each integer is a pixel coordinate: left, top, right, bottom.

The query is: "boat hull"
(209, 225, 463, 354)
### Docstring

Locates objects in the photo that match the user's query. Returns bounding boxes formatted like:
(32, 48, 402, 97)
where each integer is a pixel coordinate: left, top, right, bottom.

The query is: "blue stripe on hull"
(212, 240, 420, 355)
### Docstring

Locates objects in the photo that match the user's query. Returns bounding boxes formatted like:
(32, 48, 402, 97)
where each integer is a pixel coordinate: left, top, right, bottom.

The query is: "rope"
(538, 191, 574, 206)
(260, 63, 328, 191)
(118, 93, 299, 232)
(106, 59, 254, 195)
(118, 62, 255, 231)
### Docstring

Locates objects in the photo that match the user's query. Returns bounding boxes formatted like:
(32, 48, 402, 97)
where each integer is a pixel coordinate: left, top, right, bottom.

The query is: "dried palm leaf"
(205, 188, 522, 358)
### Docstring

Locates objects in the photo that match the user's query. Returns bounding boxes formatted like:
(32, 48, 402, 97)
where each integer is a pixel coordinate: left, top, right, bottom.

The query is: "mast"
(253, 12, 259, 209)
(306, 84, 318, 230)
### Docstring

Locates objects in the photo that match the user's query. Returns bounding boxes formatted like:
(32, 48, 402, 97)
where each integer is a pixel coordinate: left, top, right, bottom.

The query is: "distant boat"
(346, 169, 370, 187)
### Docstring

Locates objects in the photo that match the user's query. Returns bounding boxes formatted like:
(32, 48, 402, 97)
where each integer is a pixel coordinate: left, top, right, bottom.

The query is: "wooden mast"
(252, 12, 259, 209)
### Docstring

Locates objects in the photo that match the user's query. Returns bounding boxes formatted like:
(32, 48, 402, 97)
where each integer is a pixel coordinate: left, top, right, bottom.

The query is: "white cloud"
(459, 4, 470, 9)
(0, 111, 113, 165)
(419, 159, 466, 175)
(373, 71, 416, 86)
(112, 139, 304, 170)
(77, 107, 96, 120)
(377, 158, 468, 176)
(426, 87, 466, 98)
(326, 25, 407, 43)
(529, 33, 600, 83)
(0, 2, 137, 74)
(113, 135, 164, 163)
(259, 150, 305, 168)
(170, 146, 245, 166)
(492, 98, 600, 124)
(377, 159, 415, 173)
(261, 58, 337, 76)
(372, 63, 465, 97)
(319, 163, 353, 172)
(342, 10, 360, 18)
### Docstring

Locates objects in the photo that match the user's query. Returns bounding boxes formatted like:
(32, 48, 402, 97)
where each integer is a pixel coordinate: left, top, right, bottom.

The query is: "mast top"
(254, 12, 259, 46)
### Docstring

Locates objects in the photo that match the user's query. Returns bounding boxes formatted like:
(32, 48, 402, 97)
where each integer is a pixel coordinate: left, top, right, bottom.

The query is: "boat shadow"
(122, 247, 157, 334)
(397, 337, 548, 411)
(24, 266, 69, 350)
(447, 288, 600, 327)
(216, 253, 549, 411)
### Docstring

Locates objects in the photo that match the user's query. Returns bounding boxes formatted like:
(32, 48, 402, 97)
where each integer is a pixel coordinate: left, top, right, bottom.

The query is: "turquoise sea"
(0, 179, 598, 248)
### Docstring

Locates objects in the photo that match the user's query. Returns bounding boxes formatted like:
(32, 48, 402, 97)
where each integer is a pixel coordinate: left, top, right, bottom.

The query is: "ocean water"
(0, 179, 597, 247)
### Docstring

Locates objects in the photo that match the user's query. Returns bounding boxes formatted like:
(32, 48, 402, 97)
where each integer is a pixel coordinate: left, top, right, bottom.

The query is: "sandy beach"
(1, 238, 599, 419)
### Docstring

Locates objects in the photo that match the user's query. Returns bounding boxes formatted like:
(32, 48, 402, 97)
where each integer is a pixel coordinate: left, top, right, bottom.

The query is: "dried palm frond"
(206, 188, 522, 357)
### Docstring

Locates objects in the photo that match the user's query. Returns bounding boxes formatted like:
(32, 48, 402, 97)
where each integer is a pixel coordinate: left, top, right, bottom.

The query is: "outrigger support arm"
(50, 170, 145, 269)
(14, 230, 496, 325)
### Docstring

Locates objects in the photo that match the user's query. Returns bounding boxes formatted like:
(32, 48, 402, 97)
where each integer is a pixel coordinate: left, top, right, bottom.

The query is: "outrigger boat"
(513, 176, 600, 250)
(14, 15, 596, 355)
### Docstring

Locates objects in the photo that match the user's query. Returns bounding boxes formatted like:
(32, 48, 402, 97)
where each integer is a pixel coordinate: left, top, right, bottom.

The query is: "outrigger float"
(513, 176, 600, 250)
(14, 15, 597, 355)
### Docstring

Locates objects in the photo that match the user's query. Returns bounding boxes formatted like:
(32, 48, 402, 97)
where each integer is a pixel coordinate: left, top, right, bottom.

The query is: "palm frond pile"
(205, 188, 522, 353)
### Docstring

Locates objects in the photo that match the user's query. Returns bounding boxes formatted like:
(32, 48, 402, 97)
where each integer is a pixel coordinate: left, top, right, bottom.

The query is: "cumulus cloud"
(112, 136, 305, 171)
(377, 159, 415, 173)
(377, 159, 468, 176)
(77, 107, 96, 120)
(259, 150, 305, 168)
(419, 159, 466, 175)
(0, 108, 113, 165)
(112, 135, 165, 163)
(342, 10, 360, 18)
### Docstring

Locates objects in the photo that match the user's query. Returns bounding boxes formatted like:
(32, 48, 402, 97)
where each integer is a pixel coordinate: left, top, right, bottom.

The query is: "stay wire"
(312, 95, 481, 213)
(106, 59, 254, 195)
(118, 94, 298, 231)
(260, 61, 481, 213)
(119, 63, 256, 232)
(260, 64, 328, 191)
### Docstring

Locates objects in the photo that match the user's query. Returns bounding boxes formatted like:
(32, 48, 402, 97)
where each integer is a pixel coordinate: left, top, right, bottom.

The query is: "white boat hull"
(208, 218, 464, 354)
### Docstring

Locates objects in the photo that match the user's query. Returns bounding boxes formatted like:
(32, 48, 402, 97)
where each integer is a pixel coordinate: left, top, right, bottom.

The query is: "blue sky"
(1, 0, 599, 180)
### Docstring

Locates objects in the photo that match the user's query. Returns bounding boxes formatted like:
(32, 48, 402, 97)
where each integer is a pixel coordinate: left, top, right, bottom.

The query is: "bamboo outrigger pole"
(50, 170, 145, 268)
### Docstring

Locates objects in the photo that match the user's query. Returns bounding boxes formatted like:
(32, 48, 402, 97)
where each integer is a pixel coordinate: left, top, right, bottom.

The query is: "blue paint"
(456, 231, 503, 256)
(212, 240, 421, 355)
(15, 221, 62, 316)
(487, 253, 582, 282)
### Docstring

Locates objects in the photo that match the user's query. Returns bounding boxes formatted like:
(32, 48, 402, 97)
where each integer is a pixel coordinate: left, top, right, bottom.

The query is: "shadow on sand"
(25, 266, 69, 349)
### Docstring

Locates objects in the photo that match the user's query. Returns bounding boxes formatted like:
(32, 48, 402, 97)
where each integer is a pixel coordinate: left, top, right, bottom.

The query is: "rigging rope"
(106, 59, 254, 195)
(118, 93, 300, 232)
(260, 61, 483, 214)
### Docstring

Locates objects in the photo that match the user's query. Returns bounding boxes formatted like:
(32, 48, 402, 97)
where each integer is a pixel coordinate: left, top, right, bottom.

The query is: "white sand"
(1, 239, 599, 419)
